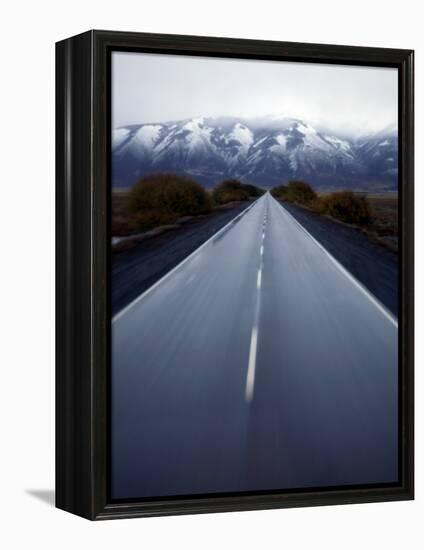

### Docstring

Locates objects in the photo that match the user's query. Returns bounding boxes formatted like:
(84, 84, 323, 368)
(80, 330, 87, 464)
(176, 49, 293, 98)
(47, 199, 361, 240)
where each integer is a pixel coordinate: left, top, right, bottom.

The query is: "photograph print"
(110, 51, 399, 501)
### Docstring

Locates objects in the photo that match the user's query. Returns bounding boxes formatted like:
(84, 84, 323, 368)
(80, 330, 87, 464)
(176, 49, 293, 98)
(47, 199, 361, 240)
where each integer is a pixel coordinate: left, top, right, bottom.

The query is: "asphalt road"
(111, 193, 398, 499)
(281, 201, 398, 315)
(112, 202, 253, 315)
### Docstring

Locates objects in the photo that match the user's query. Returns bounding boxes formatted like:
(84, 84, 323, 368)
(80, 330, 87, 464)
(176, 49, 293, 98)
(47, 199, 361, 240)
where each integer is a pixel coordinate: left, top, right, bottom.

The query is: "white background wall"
(0, 0, 421, 547)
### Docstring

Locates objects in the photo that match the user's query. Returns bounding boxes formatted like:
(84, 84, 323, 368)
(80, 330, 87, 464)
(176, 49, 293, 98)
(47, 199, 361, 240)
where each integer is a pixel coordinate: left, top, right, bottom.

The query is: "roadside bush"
(271, 185, 289, 200)
(241, 183, 266, 198)
(212, 179, 265, 205)
(286, 181, 317, 204)
(319, 191, 371, 224)
(128, 173, 211, 231)
(271, 181, 317, 205)
(212, 179, 250, 205)
(271, 180, 371, 226)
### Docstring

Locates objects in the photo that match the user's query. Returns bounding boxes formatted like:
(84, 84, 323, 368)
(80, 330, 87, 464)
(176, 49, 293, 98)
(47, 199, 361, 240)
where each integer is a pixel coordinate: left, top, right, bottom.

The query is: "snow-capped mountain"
(112, 115, 398, 190)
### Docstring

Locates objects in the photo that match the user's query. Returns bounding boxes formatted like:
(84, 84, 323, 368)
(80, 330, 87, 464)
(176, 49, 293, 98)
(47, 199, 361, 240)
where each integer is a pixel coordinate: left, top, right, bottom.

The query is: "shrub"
(212, 179, 250, 205)
(128, 173, 211, 231)
(212, 180, 264, 204)
(272, 181, 371, 226)
(286, 181, 317, 204)
(271, 181, 317, 205)
(319, 191, 371, 224)
(271, 185, 289, 200)
(241, 183, 266, 198)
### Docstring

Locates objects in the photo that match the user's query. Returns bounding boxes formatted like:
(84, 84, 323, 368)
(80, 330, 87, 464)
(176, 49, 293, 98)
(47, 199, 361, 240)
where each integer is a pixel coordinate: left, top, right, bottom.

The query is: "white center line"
(246, 221, 266, 403)
(245, 326, 258, 402)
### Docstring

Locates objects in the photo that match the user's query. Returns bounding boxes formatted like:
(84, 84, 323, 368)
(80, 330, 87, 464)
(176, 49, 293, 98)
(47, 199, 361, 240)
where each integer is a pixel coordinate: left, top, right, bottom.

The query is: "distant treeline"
(116, 173, 265, 233)
(271, 181, 371, 225)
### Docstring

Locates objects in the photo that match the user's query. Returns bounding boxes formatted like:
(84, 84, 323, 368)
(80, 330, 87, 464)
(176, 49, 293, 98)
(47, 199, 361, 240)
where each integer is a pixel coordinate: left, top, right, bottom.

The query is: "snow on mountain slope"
(132, 125, 162, 149)
(112, 128, 131, 150)
(112, 115, 398, 190)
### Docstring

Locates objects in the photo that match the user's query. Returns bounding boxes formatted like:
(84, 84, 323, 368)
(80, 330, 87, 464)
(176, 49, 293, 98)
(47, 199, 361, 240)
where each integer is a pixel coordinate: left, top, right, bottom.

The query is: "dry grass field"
(366, 194, 398, 252)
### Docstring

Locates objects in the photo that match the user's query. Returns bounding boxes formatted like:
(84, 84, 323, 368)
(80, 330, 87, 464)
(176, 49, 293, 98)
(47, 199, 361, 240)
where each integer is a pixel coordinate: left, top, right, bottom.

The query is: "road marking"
(245, 225, 266, 403)
(113, 197, 263, 323)
(245, 325, 258, 402)
(257, 268, 262, 289)
(273, 197, 398, 328)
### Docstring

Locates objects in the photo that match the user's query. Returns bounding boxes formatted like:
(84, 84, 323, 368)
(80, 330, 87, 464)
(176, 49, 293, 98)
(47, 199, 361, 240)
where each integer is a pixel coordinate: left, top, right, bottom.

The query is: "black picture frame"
(56, 29, 414, 520)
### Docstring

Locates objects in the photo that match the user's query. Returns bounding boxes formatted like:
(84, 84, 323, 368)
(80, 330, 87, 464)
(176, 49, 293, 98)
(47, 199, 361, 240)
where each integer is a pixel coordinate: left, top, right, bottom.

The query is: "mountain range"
(112, 115, 398, 191)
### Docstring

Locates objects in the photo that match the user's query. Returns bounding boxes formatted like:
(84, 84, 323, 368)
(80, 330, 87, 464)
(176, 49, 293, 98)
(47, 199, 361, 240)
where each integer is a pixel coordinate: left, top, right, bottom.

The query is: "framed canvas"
(56, 30, 414, 520)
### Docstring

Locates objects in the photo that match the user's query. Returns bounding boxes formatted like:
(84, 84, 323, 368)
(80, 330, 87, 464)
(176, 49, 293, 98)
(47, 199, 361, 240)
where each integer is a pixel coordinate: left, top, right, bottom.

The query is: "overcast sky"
(112, 52, 398, 135)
